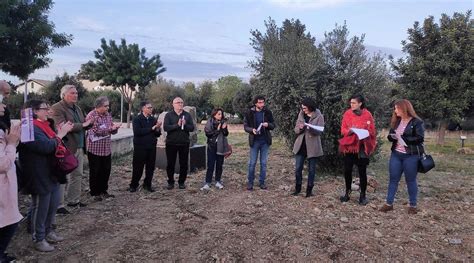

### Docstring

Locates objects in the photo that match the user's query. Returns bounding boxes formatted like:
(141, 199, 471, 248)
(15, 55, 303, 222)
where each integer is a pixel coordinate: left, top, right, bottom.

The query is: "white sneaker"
(215, 181, 224, 189)
(34, 239, 55, 252)
(46, 231, 64, 243)
(200, 184, 211, 191)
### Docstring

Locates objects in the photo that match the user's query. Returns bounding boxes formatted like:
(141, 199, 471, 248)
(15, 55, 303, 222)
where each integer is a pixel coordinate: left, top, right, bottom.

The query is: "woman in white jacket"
(0, 102, 22, 263)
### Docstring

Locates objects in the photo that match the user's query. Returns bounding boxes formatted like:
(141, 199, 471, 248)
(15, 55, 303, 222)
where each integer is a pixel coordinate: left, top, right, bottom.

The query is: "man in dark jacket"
(243, 95, 275, 190)
(163, 97, 195, 190)
(129, 101, 161, 192)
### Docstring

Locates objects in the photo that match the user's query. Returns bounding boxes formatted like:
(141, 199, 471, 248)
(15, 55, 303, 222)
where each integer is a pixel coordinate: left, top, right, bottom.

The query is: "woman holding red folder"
(338, 94, 377, 205)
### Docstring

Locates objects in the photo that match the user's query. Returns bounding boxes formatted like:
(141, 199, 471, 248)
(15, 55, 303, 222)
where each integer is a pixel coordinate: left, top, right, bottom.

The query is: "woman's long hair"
(390, 99, 421, 128)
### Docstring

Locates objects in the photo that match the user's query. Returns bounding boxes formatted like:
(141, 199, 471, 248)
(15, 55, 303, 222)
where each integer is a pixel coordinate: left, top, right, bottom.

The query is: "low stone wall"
(110, 132, 134, 158)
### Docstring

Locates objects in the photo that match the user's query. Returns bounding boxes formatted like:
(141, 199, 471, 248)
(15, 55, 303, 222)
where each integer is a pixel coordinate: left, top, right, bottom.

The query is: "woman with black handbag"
(19, 100, 73, 252)
(380, 99, 425, 215)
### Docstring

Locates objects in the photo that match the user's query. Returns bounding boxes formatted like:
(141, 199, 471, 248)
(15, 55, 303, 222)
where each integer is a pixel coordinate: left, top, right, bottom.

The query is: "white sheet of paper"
(304, 123, 324, 132)
(20, 108, 34, 143)
(256, 123, 264, 133)
(398, 135, 407, 147)
(350, 128, 369, 140)
(90, 134, 110, 142)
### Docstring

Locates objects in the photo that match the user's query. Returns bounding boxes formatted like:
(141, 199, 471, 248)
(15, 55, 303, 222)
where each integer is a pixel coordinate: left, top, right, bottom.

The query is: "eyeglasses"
(103, 105, 110, 108)
(38, 107, 50, 111)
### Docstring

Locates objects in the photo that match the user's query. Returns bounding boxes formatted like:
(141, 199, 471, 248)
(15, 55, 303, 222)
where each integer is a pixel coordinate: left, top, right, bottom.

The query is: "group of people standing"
(0, 79, 426, 262)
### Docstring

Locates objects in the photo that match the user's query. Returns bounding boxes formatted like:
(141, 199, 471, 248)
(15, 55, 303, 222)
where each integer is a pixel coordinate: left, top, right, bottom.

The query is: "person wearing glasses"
(129, 101, 161, 193)
(338, 94, 377, 205)
(243, 95, 275, 190)
(292, 98, 324, 197)
(19, 100, 73, 252)
(85, 96, 121, 200)
(163, 97, 195, 190)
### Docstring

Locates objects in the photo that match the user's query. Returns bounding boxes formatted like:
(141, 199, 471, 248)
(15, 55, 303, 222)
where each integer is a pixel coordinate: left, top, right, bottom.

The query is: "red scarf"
(33, 119, 56, 138)
(338, 109, 377, 156)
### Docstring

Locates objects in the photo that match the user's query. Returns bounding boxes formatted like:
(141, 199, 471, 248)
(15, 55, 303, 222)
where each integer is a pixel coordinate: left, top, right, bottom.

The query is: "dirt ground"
(7, 132, 474, 262)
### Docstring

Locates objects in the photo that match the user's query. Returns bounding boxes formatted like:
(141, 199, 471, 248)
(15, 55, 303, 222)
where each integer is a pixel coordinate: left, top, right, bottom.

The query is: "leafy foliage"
(391, 10, 473, 144)
(0, 0, 72, 79)
(79, 38, 165, 126)
(210, 75, 244, 114)
(250, 19, 392, 172)
(41, 73, 87, 104)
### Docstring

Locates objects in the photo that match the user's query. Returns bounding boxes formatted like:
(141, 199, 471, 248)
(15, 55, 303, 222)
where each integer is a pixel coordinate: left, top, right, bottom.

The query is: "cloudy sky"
(1, 0, 471, 84)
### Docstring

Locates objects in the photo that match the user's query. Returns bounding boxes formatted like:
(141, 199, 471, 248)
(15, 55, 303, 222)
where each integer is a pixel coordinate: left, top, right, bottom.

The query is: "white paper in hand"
(350, 128, 369, 140)
(20, 108, 34, 143)
(304, 123, 324, 132)
(256, 123, 264, 133)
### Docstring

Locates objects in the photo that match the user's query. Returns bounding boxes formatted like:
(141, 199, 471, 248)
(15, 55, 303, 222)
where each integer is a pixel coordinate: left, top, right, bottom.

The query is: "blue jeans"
(295, 155, 317, 187)
(386, 151, 419, 207)
(31, 183, 60, 242)
(205, 147, 224, 184)
(247, 140, 270, 185)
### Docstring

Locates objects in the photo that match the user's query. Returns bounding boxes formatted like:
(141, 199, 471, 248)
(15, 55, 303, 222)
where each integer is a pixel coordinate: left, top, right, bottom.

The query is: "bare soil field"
(8, 132, 474, 262)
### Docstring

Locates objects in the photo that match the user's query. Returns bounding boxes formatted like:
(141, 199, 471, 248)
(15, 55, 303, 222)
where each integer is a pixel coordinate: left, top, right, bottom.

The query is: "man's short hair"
(253, 95, 266, 104)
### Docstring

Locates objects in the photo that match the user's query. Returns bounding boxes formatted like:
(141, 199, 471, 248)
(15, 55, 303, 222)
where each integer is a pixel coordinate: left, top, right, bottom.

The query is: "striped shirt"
(86, 110, 117, 156)
(395, 119, 409, 153)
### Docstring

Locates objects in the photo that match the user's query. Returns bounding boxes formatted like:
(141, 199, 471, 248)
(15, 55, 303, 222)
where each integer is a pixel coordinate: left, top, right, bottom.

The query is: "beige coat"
(292, 109, 324, 158)
(51, 100, 86, 153)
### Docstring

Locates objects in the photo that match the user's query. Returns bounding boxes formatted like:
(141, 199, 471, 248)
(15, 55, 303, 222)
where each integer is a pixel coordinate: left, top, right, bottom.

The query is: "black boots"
(359, 193, 368, 205)
(305, 185, 314, 198)
(292, 184, 302, 196)
(340, 189, 351, 202)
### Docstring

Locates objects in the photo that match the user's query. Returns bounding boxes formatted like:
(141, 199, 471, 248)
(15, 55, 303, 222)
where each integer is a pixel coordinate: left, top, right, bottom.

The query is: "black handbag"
(416, 145, 435, 173)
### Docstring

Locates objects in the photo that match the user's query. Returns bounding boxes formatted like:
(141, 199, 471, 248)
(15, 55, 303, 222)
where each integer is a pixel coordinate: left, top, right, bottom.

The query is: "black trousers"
(88, 152, 112, 196)
(343, 153, 369, 195)
(166, 144, 189, 185)
(130, 147, 156, 188)
(0, 223, 18, 260)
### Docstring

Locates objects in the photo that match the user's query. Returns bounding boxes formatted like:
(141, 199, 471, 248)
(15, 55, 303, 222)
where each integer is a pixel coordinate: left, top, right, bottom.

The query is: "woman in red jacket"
(339, 95, 377, 205)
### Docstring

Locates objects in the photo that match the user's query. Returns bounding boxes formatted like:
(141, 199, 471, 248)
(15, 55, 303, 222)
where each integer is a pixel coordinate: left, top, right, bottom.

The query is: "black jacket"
(133, 113, 161, 149)
(243, 106, 275, 147)
(0, 107, 11, 128)
(18, 126, 59, 195)
(388, 118, 425, 155)
(163, 110, 194, 145)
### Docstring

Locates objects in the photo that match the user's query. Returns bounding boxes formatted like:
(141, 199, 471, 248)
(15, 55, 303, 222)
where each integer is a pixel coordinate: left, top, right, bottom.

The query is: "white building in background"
(15, 79, 52, 94)
(80, 80, 115, 92)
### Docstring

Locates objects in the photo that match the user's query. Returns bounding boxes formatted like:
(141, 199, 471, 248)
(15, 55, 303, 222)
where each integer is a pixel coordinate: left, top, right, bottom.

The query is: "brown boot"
(379, 204, 393, 212)
(408, 206, 418, 214)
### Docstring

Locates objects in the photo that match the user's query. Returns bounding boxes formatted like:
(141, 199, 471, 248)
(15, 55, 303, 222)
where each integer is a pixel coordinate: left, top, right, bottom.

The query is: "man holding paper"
(292, 98, 324, 197)
(163, 97, 194, 190)
(243, 95, 275, 190)
(338, 95, 377, 205)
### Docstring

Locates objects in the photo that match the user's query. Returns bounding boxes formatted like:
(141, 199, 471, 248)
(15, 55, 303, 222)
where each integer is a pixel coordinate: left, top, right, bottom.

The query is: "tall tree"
(79, 38, 165, 127)
(197, 80, 214, 118)
(391, 11, 473, 145)
(0, 0, 72, 100)
(249, 18, 321, 145)
(210, 75, 244, 114)
(307, 23, 392, 170)
(146, 77, 183, 113)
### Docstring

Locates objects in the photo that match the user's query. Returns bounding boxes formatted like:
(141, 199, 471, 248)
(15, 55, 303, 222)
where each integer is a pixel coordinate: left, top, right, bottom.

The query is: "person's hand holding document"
(304, 123, 324, 132)
(256, 123, 264, 134)
(349, 128, 369, 140)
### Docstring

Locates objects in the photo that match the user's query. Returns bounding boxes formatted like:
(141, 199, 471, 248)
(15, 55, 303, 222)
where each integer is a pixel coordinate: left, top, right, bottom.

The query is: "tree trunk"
(436, 120, 448, 145)
(126, 101, 132, 128)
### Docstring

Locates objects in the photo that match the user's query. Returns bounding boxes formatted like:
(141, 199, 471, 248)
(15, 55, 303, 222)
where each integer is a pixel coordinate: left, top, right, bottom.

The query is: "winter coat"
(338, 108, 377, 156)
(205, 118, 229, 155)
(243, 106, 275, 147)
(133, 113, 161, 149)
(292, 110, 325, 158)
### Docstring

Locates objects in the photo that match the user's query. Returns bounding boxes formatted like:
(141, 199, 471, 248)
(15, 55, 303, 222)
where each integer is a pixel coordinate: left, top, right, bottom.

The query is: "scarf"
(33, 119, 56, 139)
(338, 109, 377, 156)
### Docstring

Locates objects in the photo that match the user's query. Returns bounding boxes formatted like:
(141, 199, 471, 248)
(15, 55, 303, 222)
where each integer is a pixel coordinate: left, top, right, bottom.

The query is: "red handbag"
(53, 138, 79, 180)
